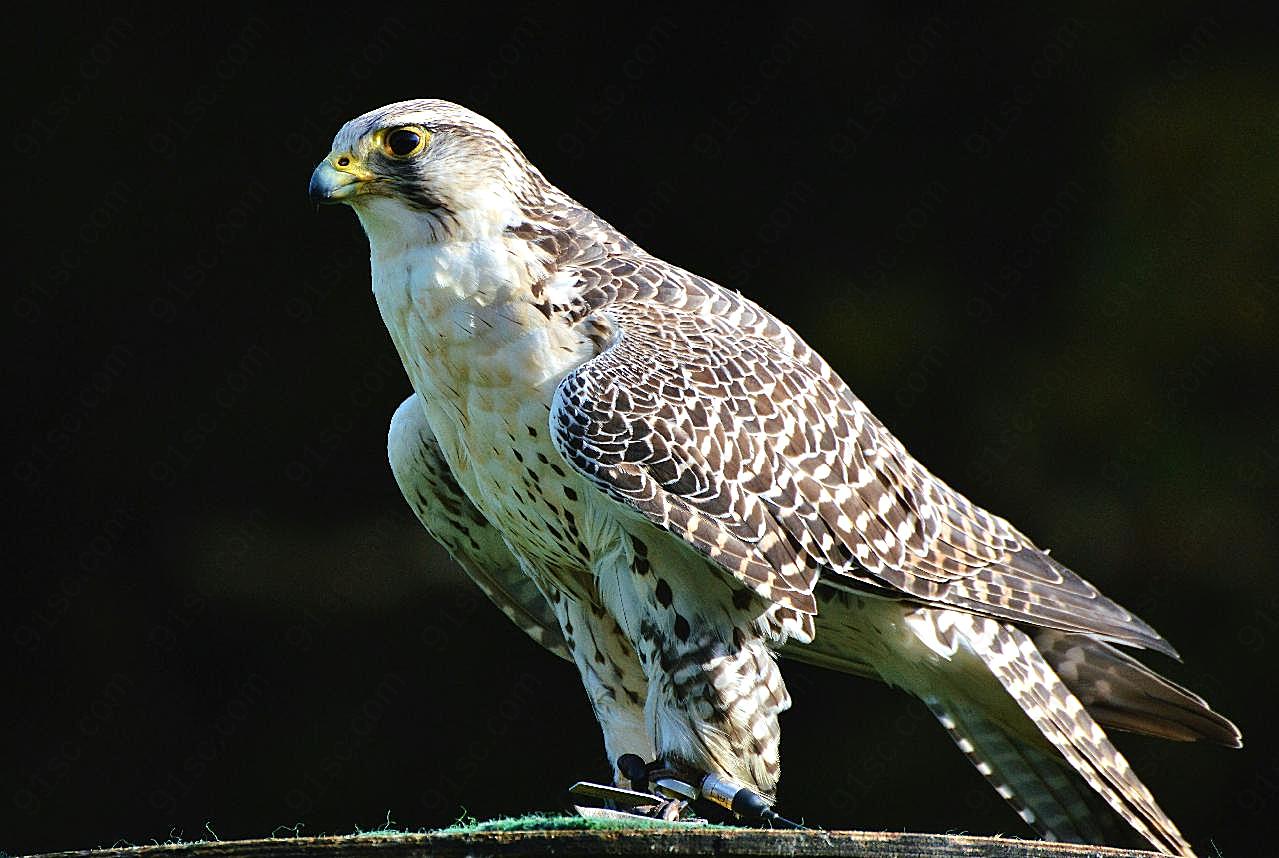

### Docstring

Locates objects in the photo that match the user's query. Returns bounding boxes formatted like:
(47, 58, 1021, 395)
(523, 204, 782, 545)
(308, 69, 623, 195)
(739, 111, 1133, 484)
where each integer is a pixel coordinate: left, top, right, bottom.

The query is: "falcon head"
(309, 99, 552, 240)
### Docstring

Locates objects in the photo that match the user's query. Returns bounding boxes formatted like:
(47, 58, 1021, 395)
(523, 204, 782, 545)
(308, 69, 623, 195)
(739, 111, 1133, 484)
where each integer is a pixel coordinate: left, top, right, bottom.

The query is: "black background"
(7, 6, 1278, 855)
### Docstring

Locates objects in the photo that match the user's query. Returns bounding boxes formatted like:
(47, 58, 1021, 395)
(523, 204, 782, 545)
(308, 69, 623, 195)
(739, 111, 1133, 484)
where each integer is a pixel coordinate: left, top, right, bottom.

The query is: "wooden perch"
(23, 829, 1162, 858)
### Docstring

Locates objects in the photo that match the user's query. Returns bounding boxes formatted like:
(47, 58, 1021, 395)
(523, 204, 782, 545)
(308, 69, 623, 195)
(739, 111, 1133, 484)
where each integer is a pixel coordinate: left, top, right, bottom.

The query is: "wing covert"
(550, 282, 1174, 656)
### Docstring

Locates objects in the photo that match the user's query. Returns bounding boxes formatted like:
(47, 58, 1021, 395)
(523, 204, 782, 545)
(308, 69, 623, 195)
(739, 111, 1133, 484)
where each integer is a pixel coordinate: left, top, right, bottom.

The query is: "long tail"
(939, 612, 1196, 855)
(792, 593, 1239, 855)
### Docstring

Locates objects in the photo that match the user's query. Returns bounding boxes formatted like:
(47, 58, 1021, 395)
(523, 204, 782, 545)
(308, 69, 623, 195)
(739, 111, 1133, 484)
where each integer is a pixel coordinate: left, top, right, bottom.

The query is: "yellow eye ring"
(381, 126, 429, 159)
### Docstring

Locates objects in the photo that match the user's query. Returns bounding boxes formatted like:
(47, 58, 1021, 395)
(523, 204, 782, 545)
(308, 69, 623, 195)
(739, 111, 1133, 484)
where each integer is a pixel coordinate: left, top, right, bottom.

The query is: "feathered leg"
(544, 586, 654, 785)
(593, 521, 792, 799)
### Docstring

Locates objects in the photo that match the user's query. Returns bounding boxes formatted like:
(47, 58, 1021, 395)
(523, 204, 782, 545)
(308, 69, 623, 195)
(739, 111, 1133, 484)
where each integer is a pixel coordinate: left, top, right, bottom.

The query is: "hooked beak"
(308, 154, 374, 204)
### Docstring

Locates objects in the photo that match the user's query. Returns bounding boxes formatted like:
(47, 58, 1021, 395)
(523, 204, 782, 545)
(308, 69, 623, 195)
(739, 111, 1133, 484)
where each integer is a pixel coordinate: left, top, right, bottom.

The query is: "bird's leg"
(545, 591, 655, 786)
(588, 529, 794, 805)
(633, 603, 792, 801)
(615, 753, 803, 827)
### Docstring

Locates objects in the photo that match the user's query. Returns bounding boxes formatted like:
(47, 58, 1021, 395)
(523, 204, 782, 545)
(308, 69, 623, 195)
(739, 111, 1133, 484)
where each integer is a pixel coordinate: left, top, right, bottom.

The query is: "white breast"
(366, 220, 599, 578)
(371, 234, 589, 403)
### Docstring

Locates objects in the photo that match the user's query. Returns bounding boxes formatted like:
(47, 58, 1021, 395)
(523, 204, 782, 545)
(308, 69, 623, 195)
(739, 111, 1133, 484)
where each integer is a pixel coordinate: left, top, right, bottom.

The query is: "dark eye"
(385, 127, 424, 158)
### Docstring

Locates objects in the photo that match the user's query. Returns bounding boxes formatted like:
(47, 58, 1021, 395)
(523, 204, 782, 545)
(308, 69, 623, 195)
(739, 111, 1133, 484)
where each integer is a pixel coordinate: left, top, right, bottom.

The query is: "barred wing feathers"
(550, 264, 1174, 655)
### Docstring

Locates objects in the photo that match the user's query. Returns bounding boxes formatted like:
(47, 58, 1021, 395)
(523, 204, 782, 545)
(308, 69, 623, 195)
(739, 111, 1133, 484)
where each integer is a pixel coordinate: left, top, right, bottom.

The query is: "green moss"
(348, 812, 428, 838)
(435, 812, 733, 833)
(89, 811, 734, 853)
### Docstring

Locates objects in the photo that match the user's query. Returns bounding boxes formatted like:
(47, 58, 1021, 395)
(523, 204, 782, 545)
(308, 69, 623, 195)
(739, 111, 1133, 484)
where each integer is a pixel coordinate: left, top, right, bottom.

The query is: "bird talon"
(640, 796, 688, 822)
(614, 754, 704, 821)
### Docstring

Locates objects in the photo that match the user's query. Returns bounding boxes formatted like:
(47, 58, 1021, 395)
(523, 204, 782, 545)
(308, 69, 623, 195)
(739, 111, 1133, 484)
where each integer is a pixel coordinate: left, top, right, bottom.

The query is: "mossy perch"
(21, 827, 1165, 858)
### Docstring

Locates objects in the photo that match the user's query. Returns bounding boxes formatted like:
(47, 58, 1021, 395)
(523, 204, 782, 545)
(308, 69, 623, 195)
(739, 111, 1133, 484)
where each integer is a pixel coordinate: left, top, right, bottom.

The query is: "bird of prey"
(310, 99, 1239, 855)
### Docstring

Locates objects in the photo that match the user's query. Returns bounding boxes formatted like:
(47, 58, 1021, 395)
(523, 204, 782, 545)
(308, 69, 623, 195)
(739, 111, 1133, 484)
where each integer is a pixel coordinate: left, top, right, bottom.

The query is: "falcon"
(309, 99, 1239, 855)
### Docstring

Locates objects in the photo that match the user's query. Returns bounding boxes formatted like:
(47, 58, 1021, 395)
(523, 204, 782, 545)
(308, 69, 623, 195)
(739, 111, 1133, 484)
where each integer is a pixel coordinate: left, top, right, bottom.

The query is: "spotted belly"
(422, 394, 598, 589)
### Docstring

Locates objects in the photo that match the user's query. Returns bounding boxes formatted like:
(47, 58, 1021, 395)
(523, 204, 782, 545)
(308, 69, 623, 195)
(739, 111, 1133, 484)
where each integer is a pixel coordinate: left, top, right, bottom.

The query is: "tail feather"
(953, 613, 1196, 856)
(794, 591, 1235, 855)
(923, 696, 1108, 844)
(1035, 631, 1241, 748)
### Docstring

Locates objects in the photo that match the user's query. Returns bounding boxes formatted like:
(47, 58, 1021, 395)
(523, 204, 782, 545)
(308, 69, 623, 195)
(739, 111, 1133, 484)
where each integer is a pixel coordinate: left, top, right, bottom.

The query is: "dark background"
(7, 5, 1278, 855)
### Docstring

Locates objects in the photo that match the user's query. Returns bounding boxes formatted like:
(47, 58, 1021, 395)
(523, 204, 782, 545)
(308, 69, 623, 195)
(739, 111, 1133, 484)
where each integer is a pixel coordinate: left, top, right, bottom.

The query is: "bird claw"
(569, 779, 702, 825)
(643, 795, 689, 822)
(612, 753, 706, 821)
